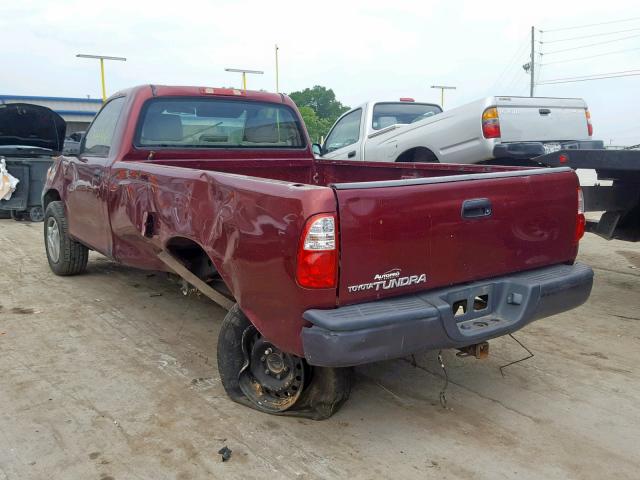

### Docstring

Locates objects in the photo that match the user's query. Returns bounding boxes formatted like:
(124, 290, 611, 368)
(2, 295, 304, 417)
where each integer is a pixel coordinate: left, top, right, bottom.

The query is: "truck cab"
(319, 99, 442, 162)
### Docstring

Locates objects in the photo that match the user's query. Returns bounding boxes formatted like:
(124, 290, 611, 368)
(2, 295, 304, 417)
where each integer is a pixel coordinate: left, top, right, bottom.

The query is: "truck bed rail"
(330, 166, 572, 190)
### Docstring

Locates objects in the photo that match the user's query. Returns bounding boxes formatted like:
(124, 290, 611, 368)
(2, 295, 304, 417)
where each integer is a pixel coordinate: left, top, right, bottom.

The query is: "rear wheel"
(44, 201, 88, 276)
(217, 305, 353, 419)
(396, 147, 439, 163)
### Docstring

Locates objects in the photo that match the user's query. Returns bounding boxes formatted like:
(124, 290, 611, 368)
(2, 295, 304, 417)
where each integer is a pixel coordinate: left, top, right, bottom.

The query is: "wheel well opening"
(165, 237, 218, 282)
(396, 147, 439, 163)
(43, 190, 61, 210)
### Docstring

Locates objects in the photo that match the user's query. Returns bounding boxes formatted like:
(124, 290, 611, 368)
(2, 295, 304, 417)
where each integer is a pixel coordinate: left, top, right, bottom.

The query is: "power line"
(490, 36, 530, 92)
(540, 69, 640, 82)
(542, 16, 640, 33)
(540, 27, 640, 44)
(538, 73, 640, 85)
(542, 33, 640, 55)
(540, 47, 640, 65)
(502, 53, 530, 93)
(537, 71, 640, 85)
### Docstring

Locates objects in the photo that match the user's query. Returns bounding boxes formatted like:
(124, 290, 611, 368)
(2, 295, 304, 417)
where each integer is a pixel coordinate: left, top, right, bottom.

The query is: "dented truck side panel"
(107, 161, 338, 355)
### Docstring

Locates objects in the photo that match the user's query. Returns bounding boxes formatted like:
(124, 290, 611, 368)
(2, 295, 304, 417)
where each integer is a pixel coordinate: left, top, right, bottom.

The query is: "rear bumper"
(493, 141, 604, 161)
(301, 262, 593, 367)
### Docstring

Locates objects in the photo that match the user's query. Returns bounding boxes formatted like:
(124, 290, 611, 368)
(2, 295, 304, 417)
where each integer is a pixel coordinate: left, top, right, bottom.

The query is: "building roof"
(0, 94, 103, 104)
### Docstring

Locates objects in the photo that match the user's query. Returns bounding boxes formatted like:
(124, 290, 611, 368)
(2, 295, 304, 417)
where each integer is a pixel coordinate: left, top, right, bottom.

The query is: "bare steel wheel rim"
(46, 217, 61, 263)
(238, 325, 306, 413)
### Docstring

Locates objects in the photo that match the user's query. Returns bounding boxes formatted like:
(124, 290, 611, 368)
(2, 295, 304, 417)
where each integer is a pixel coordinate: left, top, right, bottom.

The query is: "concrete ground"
(1, 219, 639, 480)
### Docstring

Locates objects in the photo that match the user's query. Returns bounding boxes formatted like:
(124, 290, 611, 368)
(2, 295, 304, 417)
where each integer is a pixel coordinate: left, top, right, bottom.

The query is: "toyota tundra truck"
(42, 85, 593, 419)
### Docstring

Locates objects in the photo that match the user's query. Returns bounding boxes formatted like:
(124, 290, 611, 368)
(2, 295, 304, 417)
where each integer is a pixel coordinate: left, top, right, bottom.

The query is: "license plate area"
(442, 284, 511, 337)
(543, 143, 561, 154)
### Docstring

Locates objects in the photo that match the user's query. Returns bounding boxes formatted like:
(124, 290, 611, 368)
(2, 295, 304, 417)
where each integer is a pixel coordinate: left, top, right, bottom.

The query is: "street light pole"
(430, 85, 456, 108)
(275, 45, 280, 93)
(224, 68, 264, 91)
(76, 54, 127, 102)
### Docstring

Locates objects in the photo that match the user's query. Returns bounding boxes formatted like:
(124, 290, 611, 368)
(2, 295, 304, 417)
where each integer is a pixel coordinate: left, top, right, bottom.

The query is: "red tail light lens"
(296, 214, 337, 288)
(482, 107, 501, 139)
(585, 109, 593, 137)
(575, 187, 586, 243)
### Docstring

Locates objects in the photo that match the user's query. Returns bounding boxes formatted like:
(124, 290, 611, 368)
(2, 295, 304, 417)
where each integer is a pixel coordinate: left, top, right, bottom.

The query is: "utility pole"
(430, 85, 456, 108)
(275, 45, 280, 93)
(530, 26, 535, 97)
(224, 68, 264, 90)
(76, 54, 127, 102)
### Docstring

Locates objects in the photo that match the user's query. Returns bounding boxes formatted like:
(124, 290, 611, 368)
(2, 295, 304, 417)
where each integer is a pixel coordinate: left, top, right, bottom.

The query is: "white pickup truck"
(315, 96, 603, 165)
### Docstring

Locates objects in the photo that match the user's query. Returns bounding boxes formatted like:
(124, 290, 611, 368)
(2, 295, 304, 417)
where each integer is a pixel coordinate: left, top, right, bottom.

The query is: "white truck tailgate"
(496, 97, 589, 142)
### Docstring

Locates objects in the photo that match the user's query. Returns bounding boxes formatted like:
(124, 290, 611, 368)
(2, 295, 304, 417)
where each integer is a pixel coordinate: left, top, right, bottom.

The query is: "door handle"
(462, 198, 492, 219)
(539, 108, 551, 115)
(347, 150, 356, 158)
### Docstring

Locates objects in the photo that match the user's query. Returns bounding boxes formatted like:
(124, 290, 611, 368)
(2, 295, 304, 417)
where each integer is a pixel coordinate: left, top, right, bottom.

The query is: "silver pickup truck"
(316, 96, 603, 165)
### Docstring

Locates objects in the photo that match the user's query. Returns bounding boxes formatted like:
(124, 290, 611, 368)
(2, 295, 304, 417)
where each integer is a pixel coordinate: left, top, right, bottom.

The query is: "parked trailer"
(532, 149, 640, 242)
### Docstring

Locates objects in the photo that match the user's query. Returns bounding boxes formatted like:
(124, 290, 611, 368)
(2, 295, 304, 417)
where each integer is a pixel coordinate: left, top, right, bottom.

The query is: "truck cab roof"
(111, 85, 290, 105)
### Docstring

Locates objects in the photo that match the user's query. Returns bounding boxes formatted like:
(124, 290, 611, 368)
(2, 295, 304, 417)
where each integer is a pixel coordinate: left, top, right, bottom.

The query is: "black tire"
(10, 210, 27, 221)
(44, 201, 88, 276)
(396, 148, 439, 163)
(217, 304, 353, 420)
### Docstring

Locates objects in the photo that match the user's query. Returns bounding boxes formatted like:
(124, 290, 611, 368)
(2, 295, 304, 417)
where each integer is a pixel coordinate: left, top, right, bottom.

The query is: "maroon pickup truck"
(42, 85, 593, 419)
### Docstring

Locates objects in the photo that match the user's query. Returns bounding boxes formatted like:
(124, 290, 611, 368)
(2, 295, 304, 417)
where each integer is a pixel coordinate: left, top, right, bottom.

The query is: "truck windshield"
(372, 102, 442, 130)
(136, 98, 305, 148)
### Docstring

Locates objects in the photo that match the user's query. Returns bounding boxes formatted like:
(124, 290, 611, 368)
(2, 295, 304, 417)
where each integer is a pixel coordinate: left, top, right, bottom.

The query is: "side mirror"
(311, 143, 323, 156)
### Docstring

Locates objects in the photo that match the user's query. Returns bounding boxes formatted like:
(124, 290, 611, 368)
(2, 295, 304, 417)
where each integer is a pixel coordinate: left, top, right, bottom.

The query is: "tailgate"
(333, 168, 579, 305)
(496, 97, 589, 142)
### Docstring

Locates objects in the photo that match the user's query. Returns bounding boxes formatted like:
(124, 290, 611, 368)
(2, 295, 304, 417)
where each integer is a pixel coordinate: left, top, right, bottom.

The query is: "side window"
(324, 109, 362, 153)
(82, 97, 125, 156)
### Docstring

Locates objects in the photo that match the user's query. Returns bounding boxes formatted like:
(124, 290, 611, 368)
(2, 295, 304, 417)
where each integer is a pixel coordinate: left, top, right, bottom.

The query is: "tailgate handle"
(462, 198, 492, 219)
(539, 108, 551, 115)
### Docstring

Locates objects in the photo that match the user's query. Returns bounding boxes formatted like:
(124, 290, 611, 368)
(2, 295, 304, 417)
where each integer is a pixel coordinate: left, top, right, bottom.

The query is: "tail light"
(482, 107, 501, 139)
(296, 214, 337, 288)
(585, 109, 593, 136)
(575, 187, 586, 243)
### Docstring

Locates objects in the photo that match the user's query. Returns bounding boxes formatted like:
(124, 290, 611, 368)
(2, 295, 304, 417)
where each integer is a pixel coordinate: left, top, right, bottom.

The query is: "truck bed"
(123, 156, 580, 307)
(141, 156, 519, 186)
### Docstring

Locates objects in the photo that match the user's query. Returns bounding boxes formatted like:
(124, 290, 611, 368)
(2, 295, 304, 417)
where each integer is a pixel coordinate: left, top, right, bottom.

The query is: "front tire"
(44, 201, 88, 276)
(217, 305, 353, 420)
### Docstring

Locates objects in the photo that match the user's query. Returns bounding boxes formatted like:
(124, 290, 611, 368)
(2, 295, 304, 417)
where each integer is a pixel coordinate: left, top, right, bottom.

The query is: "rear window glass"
(372, 102, 442, 130)
(136, 98, 305, 148)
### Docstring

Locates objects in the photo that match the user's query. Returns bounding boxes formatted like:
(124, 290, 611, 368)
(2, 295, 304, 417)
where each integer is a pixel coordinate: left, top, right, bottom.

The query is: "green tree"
(297, 106, 333, 143)
(289, 86, 349, 143)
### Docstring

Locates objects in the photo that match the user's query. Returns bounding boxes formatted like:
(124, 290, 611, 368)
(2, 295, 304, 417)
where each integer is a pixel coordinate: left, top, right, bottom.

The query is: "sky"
(1, 0, 639, 145)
